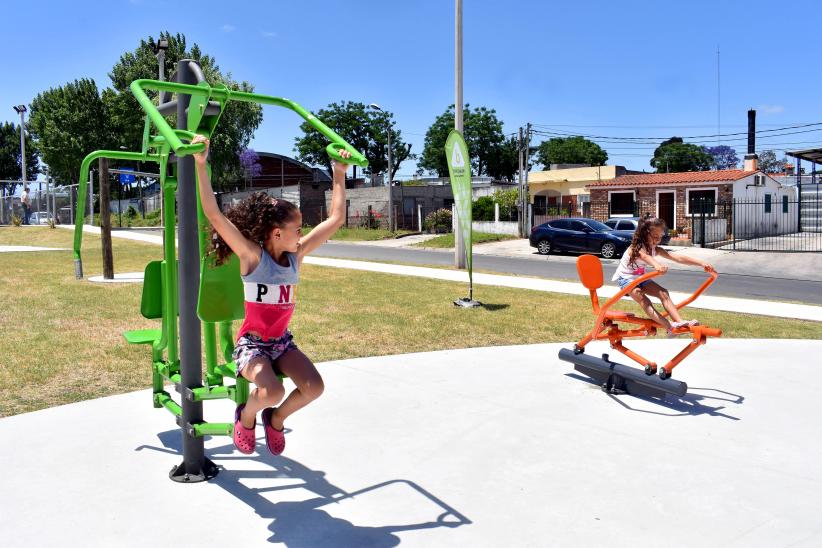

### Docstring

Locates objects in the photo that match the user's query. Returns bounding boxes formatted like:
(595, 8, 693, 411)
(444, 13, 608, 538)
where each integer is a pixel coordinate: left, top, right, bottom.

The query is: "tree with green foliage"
(28, 79, 112, 185)
(535, 136, 608, 169)
(0, 122, 40, 197)
(293, 101, 412, 180)
(486, 135, 519, 181)
(418, 105, 509, 178)
(493, 188, 518, 218)
(756, 149, 792, 174)
(107, 32, 263, 189)
(650, 137, 713, 173)
(472, 195, 495, 221)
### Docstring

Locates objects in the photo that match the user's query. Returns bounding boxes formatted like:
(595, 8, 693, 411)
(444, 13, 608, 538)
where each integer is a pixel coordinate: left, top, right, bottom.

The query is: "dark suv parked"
(529, 218, 632, 259)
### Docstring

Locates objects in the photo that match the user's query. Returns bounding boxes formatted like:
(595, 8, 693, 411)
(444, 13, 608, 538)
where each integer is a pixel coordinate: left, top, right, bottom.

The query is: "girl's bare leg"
(239, 358, 286, 429)
(268, 349, 324, 430)
(629, 286, 673, 330)
(642, 281, 684, 323)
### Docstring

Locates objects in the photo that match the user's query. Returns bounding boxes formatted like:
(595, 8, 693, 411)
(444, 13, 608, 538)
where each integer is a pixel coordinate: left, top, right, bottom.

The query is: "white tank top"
(612, 246, 656, 281)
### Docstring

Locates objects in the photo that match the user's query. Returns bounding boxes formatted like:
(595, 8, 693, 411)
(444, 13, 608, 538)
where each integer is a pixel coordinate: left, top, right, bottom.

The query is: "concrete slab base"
(87, 272, 144, 283)
(0, 245, 68, 252)
(1, 339, 820, 547)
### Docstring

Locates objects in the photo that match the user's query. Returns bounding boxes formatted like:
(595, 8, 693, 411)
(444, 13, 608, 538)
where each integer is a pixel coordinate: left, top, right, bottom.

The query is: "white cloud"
(221, 24, 236, 32)
(759, 104, 785, 115)
(261, 31, 276, 38)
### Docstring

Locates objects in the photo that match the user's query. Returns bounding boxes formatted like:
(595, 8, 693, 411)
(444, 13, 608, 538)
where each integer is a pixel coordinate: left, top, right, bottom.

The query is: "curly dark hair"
(209, 192, 299, 266)
(627, 217, 667, 266)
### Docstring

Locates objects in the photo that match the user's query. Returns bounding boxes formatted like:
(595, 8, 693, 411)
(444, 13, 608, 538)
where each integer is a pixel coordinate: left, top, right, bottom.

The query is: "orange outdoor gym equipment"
(558, 254, 721, 399)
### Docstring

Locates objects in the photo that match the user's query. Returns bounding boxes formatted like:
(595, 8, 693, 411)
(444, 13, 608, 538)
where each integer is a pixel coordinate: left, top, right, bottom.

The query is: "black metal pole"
(170, 59, 217, 483)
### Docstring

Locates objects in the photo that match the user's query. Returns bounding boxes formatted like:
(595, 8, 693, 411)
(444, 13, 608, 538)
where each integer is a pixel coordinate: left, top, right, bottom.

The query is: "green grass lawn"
(2, 225, 821, 417)
(413, 231, 519, 248)
(328, 226, 414, 241)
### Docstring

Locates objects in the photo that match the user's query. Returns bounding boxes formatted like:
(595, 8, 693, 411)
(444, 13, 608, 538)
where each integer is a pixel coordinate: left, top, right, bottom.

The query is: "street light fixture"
(368, 103, 393, 232)
(151, 37, 170, 85)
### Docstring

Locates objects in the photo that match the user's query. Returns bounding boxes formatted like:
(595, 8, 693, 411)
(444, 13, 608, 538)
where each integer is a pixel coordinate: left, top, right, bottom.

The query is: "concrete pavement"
(2, 339, 820, 547)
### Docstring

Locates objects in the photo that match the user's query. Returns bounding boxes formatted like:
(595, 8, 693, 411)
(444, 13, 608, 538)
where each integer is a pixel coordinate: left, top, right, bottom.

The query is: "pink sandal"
(233, 404, 256, 455)
(261, 407, 286, 456)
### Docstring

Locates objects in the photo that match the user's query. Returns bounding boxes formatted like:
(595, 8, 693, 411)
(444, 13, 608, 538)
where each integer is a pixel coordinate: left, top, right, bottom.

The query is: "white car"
(28, 212, 54, 225)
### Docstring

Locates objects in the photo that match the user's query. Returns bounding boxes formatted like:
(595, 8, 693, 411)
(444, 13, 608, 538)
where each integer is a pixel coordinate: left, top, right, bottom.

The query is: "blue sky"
(2, 0, 821, 181)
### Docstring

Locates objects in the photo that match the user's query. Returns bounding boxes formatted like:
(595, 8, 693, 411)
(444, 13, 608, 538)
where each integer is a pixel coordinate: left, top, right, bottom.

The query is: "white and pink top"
(237, 249, 299, 341)
(612, 246, 657, 282)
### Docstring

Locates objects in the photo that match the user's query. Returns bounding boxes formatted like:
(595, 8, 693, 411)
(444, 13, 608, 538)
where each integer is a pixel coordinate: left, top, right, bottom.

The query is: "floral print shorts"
(232, 331, 297, 378)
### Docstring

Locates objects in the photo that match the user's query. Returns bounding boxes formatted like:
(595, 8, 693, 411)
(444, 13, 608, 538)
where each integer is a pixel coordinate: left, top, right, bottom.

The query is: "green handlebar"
(326, 142, 367, 167)
(129, 79, 368, 167)
(173, 130, 206, 156)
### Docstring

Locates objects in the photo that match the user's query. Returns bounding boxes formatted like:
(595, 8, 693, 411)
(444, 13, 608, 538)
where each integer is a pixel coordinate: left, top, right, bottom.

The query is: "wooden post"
(99, 158, 114, 279)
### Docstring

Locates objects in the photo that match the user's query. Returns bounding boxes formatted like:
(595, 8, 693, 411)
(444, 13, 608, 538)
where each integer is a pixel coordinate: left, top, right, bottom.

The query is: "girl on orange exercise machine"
(612, 218, 715, 336)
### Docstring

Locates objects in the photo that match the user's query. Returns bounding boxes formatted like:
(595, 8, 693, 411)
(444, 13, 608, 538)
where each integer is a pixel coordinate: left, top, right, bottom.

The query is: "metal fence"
(532, 202, 590, 226)
(691, 196, 822, 252)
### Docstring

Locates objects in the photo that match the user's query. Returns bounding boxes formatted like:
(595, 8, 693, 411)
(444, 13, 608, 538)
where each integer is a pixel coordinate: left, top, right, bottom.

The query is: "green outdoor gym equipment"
(72, 59, 367, 482)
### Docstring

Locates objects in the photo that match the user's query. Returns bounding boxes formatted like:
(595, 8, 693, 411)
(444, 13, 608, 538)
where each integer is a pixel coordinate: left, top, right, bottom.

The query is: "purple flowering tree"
(238, 148, 262, 186)
(703, 145, 739, 170)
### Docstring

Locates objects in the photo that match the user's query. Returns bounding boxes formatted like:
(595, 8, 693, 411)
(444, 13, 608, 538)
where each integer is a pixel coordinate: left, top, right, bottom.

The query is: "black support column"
(170, 59, 218, 483)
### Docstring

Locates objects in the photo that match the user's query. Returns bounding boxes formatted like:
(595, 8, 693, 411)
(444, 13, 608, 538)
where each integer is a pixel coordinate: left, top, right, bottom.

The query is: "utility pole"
(524, 122, 532, 235)
(454, 0, 466, 269)
(518, 127, 524, 237)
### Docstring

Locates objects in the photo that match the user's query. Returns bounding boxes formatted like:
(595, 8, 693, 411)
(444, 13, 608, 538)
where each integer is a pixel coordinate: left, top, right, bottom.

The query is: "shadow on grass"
(136, 429, 471, 546)
(479, 303, 510, 311)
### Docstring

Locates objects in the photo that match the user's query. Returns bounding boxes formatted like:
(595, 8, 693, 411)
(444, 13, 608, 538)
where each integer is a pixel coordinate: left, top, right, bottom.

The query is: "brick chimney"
(743, 109, 758, 171)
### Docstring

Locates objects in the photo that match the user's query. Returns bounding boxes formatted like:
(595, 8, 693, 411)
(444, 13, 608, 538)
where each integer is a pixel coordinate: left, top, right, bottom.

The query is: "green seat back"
(197, 253, 245, 322)
(141, 261, 164, 319)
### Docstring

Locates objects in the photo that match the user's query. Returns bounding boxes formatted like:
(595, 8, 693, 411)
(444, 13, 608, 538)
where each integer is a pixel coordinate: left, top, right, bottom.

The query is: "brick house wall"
(590, 183, 734, 233)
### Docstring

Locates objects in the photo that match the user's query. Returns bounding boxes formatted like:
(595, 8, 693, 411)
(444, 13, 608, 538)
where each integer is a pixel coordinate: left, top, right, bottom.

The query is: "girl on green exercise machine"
(192, 134, 352, 456)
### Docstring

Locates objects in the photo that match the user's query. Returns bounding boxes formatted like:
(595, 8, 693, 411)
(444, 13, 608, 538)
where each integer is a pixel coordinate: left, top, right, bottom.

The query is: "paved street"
(314, 240, 822, 306)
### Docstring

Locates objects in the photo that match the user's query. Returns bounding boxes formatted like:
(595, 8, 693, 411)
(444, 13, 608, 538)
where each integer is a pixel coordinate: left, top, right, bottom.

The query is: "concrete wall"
(472, 220, 519, 235)
(328, 185, 455, 229)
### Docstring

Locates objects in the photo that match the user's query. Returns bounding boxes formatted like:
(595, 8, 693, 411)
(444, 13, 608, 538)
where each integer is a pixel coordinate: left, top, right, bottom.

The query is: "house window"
(764, 194, 772, 213)
(783, 195, 789, 213)
(609, 191, 635, 216)
(686, 188, 717, 216)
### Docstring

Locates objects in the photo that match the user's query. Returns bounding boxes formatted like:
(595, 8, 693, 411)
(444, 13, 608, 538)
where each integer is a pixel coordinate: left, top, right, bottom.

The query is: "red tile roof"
(587, 169, 754, 188)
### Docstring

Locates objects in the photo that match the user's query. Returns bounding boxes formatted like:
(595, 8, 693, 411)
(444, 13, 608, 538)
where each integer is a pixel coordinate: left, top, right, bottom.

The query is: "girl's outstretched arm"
(192, 135, 260, 271)
(638, 248, 668, 274)
(656, 247, 715, 272)
(298, 151, 352, 260)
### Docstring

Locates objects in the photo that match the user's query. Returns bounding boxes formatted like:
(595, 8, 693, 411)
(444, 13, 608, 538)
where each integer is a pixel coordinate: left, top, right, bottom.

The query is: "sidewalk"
(65, 225, 822, 322)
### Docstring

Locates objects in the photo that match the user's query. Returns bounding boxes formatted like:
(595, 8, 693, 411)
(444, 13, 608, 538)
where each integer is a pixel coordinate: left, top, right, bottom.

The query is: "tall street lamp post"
(13, 105, 28, 221)
(368, 103, 393, 232)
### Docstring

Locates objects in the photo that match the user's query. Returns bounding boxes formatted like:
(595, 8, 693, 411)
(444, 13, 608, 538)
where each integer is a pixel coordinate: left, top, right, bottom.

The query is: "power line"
(530, 122, 822, 141)
(531, 127, 822, 146)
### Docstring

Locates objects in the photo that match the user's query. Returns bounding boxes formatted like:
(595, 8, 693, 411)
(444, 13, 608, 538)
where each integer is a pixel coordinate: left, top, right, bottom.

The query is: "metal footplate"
(558, 348, 687, 399)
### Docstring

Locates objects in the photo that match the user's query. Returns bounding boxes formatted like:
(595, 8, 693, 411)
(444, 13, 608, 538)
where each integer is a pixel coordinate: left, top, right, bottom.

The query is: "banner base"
(453, 297, 482, 308)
